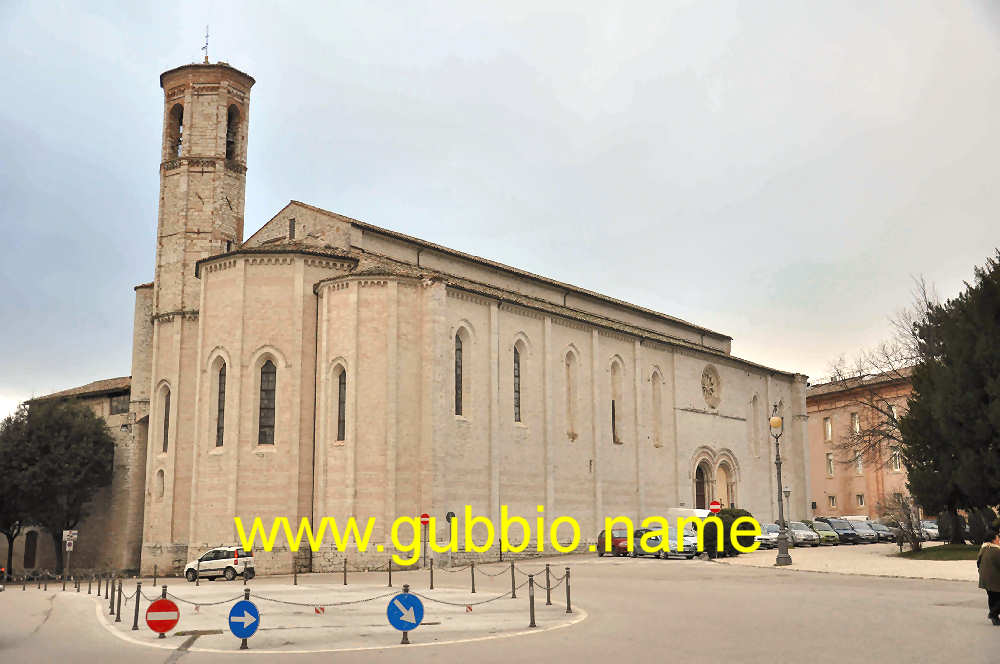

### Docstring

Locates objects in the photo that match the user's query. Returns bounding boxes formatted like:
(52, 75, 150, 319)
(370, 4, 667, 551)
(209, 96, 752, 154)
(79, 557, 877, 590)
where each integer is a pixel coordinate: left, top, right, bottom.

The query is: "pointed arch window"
(259, 360, 276, 444)
(215, 363, 226, 447)
(611, 361, 623, 444)
(336, 366, 347, 441)
(455, 333, 464, 416)
(168, 104, 183, 158)
(651, 373, 662, 447)
(513, 345, 522, 422)
(161, 388, 171, 453)
(226, 105, 240, 160)
(565, 351, 578, 439)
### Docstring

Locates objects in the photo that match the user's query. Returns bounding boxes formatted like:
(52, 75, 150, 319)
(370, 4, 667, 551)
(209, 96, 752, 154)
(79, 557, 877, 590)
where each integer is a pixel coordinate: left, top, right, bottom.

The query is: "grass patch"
(897, 543, 980, 560)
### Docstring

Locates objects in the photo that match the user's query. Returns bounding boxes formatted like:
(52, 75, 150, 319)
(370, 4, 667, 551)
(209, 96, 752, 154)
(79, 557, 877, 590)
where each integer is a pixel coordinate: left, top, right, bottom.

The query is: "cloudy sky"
(1, 1, 997, 416)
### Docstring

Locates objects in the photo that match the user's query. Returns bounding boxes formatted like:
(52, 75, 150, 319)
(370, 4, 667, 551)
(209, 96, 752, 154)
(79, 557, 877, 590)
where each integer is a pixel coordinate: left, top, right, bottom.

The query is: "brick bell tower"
(154, 62, 254, 313)
(141, 62, 254, 571)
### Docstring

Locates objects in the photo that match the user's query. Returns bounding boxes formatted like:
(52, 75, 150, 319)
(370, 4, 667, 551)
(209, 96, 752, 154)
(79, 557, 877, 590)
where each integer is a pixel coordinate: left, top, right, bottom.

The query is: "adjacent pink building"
(807, 370, 911, 519)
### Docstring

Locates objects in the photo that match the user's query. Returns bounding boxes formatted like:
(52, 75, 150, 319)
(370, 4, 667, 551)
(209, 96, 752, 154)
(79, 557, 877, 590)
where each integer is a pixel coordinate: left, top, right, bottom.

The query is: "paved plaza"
(0, 551, 995, 663)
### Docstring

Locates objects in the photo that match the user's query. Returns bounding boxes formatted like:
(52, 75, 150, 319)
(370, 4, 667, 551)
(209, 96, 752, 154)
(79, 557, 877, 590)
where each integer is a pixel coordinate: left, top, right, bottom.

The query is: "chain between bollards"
(115, 579, 123, 622)
(528, 574, 536, 628)
(132, 582, 142, 630)
(240, 587, 250, 650)
(564, 567, 572, 613)
(544, 564, 552, 605)
(510, 561, 516, 599)
(470, 561, 476, 593)
(429, 558, 434, 590)
(400, 584, 411, 645)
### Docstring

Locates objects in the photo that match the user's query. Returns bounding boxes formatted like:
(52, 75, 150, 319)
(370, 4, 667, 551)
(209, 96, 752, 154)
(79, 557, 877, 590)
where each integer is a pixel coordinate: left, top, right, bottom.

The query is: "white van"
(184, 546, 255, 582)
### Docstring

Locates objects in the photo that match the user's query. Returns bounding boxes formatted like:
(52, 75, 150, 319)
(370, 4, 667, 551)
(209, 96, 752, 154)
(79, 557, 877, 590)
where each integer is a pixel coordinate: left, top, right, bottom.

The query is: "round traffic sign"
(387, 593, 424, 631)
(709, 500, 722, 514)
(419, 513, 430, 525)
(228, 599, 260, 640)
(145, 598, 180, 634)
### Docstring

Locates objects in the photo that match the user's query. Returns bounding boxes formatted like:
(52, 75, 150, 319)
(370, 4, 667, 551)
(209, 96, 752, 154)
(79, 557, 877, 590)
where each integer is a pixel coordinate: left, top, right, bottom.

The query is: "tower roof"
(159, 62, 255, 88)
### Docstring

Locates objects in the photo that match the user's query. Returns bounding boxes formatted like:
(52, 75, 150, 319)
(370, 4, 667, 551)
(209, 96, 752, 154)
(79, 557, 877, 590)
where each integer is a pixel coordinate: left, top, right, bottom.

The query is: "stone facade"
(6, 61, 810, 576)
(806, 371, 911, 519)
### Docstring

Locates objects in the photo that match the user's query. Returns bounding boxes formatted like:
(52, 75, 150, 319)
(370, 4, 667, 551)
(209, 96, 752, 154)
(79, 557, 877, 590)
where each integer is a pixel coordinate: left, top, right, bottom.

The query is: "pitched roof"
(31, 376, 131, 402)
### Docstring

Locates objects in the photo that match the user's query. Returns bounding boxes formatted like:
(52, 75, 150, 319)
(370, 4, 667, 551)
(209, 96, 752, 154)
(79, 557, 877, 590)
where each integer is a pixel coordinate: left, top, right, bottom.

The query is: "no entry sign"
(146, 598, 180, 634)
(709, 500, 722, 514)
(419, 513, 430, 525)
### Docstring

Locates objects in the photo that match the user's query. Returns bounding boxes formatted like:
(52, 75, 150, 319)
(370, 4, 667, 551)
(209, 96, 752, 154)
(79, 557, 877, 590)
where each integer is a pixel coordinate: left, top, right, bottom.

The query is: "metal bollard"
(471, 561, 476, 593)
(62, 571, 66, 592)
(240, 588, 250, 650)
(388, 557, 392, 587)
(106, 575, 111, 601)
(97, 575, 102, 596)
(23, 575, 26, 591)
(545, 564, 551, 605)
(132, 582, 142, 630)
(38, 574, 42, 590)
(44, 574, 48, 591)
(510, 561, 516, 599)
(161, 584, 167, 599)
(564, 567, 572, 613)
(88, 575, 92, 594)
(429, 558, 434, 590)
(76, 576, 80, 592)
(115, 580, 123, 622)
(153, 564, 157, 587)
(343, 558, 347, 586)
(109, 577, 116, 614)
(293, 564, 297, 586)
(400, 584, 411, 645)
(528, 574, 536, 628)
(196, 560, 200, 587)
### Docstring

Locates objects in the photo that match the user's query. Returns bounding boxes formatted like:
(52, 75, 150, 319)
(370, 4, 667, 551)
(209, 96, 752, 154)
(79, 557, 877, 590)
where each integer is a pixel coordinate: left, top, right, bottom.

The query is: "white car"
(185, 546, 255, 582)
(755, 523, 780, 549)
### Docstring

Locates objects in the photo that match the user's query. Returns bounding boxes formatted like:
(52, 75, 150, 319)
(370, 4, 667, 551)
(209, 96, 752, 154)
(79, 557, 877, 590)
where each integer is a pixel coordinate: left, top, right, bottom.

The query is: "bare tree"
(877, 493, 923, 553)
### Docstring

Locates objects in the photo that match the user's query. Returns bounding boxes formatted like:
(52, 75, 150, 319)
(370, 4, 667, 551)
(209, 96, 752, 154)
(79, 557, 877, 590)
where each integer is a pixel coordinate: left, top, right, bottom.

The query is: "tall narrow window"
(513, 346, 521, 422)
(288, 218, 296, 240)
(454, 333, 463, 416)
(651, 373, 662, 446)
(611, 361, 623, 444)
(226, 105, 240, 160)
(336, 368, 346, 441)
(823, 417, 832, 441)
(216, 363, 226, 447)
(889, 405, 898, 424)
(855, 455, 863, 474)
(565, 352, 578, 439)
(259, 360, 276, 444)
(891, 449, 902, 471)
(825, 452, 834, 475)
(168, 104, 184, 157)
(161, 389, 171, 453)
(851, 412, 860, 434)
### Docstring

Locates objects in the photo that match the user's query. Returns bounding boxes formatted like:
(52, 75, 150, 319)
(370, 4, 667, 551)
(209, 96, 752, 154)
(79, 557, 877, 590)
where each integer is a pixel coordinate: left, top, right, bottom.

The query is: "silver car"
(755, 523, 780, 549)
(788, 521, 820, 547)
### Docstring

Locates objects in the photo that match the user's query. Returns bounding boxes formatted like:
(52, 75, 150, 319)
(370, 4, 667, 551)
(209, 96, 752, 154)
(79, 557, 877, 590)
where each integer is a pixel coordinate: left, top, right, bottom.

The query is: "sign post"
(419, 513, 430, 569)
(62, 530, 78, 587)
(145, 598, 180, 638)
(228, 597, 260, 650)
(387, 584, 424, 644)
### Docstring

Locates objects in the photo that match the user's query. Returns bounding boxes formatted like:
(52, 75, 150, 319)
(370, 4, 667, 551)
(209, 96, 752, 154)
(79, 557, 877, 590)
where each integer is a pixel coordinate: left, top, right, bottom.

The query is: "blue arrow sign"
(228, 600, 260, 639)
(386, 593, 424, 631)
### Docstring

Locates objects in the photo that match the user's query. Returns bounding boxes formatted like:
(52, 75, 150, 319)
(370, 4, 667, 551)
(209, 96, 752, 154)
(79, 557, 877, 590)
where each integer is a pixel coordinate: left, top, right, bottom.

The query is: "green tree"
(11, 399, 116, 572)
(0, 405, 30, 579)
(901, 250, 1000, 528)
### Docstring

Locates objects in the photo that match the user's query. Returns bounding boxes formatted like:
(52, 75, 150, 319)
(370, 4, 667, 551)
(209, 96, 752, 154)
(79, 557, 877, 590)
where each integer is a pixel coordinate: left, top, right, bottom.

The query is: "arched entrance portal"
(717, 461, 735, 508)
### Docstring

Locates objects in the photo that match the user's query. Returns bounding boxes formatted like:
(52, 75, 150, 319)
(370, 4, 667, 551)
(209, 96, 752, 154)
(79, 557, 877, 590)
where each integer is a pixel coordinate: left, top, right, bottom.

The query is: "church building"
(6, 61, 810, 575)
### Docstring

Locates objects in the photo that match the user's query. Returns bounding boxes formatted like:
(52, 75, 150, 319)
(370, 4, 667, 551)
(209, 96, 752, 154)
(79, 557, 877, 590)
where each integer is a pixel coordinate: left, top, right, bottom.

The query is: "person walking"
(977, 529, 1000, 625)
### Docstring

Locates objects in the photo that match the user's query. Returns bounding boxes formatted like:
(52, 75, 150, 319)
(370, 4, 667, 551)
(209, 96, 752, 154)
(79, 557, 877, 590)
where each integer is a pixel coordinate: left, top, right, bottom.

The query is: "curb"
(711, 558, 976, 583)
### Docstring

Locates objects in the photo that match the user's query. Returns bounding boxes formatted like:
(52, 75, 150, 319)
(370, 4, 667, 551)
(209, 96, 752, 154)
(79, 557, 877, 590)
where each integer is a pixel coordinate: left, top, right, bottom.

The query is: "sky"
(0, 1, 997, 417)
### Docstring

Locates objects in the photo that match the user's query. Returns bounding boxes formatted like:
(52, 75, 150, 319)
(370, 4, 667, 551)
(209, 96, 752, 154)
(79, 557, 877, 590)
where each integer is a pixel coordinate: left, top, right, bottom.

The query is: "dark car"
(846, 520, 879, 544)
(816, 517, 863, 544)
(868, 522, 896, 543)
(596, 528, 631, 556)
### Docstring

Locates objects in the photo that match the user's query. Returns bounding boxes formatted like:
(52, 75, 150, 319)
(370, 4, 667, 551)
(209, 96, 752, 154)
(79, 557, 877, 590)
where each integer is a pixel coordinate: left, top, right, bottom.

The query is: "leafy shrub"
(968, 507, 998, 545)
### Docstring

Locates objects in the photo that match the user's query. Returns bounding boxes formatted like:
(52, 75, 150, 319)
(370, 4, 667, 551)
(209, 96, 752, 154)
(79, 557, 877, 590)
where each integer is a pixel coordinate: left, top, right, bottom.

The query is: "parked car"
(787, 521, 820, 547)
(810, 520, 841, 545)
(920, 520, 940, 540)
(756, 523, 780, 549)
(630, 528, 664, 558)
(815, 517, 864, 544)
(868, 522, 896, 543)
(846, 519, 879, 544)
(185, 546, 255, 582)
(597, 528, 631, 556)
(664, 526, 700, 559)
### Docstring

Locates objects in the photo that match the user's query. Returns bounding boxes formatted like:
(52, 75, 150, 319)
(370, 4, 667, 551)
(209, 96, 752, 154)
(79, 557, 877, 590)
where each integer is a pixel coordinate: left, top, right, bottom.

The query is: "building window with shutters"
(259, 360, 276, 444)
(828, 495, 837, 509)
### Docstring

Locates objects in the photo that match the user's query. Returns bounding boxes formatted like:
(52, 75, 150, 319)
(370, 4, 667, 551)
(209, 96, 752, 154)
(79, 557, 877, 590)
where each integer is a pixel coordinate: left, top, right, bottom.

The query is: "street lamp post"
(771, 405, 792, 566)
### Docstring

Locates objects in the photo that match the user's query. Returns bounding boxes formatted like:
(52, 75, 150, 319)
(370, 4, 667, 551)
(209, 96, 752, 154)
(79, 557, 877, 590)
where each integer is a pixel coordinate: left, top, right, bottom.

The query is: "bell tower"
(154, 62, 254, 314)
